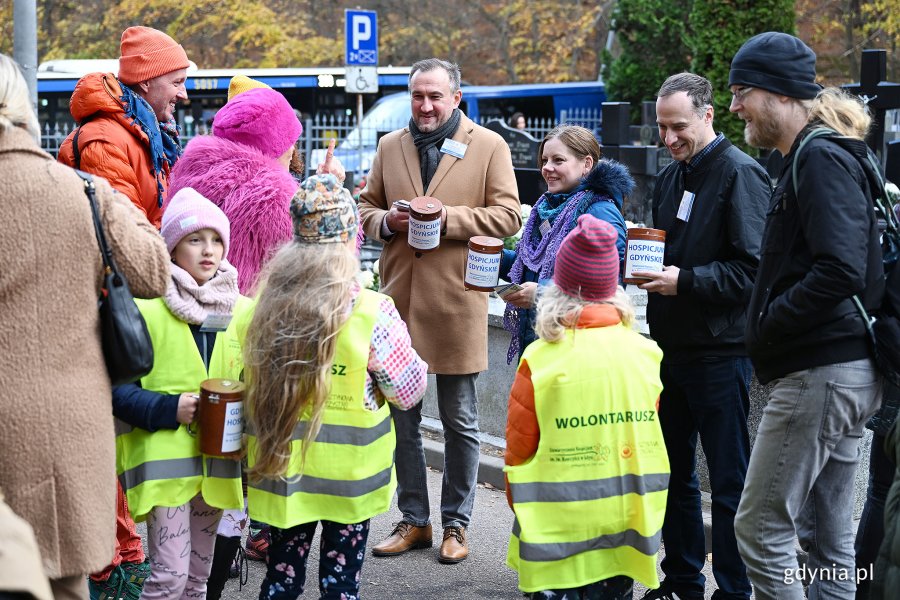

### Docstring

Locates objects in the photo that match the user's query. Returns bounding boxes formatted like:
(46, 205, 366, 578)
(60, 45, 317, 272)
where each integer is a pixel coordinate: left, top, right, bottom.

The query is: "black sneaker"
(642, 587, 701, 600)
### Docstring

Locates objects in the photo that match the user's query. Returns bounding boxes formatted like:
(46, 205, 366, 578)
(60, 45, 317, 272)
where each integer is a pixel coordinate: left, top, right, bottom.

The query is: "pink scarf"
(164, 260, 240, 325)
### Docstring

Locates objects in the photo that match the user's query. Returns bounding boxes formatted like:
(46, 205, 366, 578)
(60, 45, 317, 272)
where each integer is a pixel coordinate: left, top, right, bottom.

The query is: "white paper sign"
(221, 401, 243, 453)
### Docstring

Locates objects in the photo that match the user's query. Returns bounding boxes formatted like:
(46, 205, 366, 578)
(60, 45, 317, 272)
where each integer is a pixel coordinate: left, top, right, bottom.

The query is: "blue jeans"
(657, 357, 752, 600)
(390, 373, 480, 529)
(735, 359, 882, 600)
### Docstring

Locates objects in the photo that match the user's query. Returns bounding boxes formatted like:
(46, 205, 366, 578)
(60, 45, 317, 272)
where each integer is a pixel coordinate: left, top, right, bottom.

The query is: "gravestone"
(484, 119, 540, 169)
(843, 49, 900, 169)
(485, 119, 545, 204)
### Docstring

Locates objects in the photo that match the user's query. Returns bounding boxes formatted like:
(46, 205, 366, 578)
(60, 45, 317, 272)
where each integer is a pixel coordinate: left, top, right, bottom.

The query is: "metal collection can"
(198, 378, 244, 459)
(408, 197, 443, 252)
(464, 236, 504, 291)
(623, 227, 666, 284)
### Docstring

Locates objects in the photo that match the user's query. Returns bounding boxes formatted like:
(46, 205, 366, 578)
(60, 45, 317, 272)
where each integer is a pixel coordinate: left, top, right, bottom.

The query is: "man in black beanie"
(728, 32, 884, 599)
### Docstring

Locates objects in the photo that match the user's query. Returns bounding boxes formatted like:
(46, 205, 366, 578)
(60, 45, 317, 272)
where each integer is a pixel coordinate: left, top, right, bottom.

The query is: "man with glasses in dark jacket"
(638, 72, 770, 600)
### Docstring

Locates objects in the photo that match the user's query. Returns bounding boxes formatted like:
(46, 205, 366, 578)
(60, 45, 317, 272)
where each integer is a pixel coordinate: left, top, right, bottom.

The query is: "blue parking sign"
(345, 10, 378, 66)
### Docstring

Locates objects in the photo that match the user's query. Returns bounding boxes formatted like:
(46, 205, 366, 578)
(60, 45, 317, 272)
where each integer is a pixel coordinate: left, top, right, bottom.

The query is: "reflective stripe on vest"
(245, 411, 392, 446)
(115, 296, 251, 521)
(509, 471, 669, 504)
(511, 517, 662, 561)
(247, 288, 397, 529)
(252, 464, 393, 498)
(506, 323, 668, 593)
(118, 456, 242, 490)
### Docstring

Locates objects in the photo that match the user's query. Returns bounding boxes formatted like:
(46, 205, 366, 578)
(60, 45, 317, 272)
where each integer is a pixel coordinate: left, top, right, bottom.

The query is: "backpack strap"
(791, 126, 839, 197)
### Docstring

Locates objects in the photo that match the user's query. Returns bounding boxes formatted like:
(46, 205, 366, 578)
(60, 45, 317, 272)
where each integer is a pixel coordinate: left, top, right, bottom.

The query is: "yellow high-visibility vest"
(247, 288, 396, 528)
(506, 322, 669, 592)
(115, 296, 251, 521)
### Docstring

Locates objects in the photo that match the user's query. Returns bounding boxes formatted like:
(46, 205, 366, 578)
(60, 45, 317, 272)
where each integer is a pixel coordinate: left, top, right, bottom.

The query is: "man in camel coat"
(359, 57, 521, 564)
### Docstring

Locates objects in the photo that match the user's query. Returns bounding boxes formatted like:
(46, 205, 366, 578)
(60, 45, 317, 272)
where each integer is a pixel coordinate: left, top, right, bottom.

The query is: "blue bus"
(36, 60, 412, 137)
(327, 80, 607, 173)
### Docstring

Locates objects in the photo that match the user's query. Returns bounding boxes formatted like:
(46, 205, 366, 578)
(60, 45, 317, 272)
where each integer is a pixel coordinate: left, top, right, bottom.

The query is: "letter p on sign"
(352, 16, 370, 49)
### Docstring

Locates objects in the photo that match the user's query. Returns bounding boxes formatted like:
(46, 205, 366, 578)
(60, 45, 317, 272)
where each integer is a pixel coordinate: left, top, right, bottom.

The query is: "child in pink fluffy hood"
(167, 83, 353, 295)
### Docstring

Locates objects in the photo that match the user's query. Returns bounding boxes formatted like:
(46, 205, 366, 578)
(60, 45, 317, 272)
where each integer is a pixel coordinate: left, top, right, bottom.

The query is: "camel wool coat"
(359, 114, 521, 374)
(0, 126, 170, 578)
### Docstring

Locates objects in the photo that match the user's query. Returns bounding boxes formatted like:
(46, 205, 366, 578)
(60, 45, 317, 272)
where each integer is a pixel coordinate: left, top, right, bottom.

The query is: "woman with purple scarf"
(501, 125, 633, 363)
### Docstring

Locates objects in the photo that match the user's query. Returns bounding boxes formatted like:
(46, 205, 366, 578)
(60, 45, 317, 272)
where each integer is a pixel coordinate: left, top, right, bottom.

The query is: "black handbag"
(76, 170, 154, 385)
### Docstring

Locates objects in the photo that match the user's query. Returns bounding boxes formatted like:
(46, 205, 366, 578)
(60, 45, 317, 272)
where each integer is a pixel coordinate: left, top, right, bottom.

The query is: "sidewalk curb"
(422, 437, 507, 491)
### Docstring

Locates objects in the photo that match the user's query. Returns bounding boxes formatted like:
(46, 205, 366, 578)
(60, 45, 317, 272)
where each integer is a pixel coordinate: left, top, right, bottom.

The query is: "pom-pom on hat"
(227, 75, 271, 101)
(161, 187, 231, 257)
(553, 214, 620, 301)
(290, 174, 358, 244)
(729, 32, 821, 100)
(212, 87, 302, 160)
(118, 26, 189, 85)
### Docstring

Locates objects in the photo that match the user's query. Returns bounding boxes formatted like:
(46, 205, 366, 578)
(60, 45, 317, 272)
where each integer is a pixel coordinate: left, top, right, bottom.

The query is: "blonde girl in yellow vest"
(504, 215, 669, 599)
(244, 174, 427, 600)
(112, 187, 247, 599)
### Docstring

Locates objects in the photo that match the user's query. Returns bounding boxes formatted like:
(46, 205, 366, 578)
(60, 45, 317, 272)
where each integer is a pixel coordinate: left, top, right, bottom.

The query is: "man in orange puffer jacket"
(59, 26, 190, 230)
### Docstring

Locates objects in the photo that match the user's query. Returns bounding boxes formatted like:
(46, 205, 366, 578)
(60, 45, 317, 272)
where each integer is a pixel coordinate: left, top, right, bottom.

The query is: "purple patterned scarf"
(502, 188, 589, 362)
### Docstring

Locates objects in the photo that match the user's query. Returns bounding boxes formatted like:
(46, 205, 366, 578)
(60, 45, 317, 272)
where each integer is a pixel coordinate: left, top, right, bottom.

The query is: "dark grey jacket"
(647, 137, 770, 363)
(745, 127, 885, 383)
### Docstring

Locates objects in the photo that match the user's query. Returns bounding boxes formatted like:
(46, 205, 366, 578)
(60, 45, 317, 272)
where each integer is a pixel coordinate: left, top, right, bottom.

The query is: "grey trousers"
(734, 359, 882, 600)
(390, 373, 480, 529)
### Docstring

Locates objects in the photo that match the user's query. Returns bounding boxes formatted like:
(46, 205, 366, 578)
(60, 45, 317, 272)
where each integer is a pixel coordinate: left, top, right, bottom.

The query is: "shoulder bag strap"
(73, 169, 119, 277)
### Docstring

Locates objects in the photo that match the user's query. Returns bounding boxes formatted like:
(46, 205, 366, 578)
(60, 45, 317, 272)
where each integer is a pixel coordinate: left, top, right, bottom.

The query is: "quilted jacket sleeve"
(78, 140, 145, 218)
(505, 359, 539, 507)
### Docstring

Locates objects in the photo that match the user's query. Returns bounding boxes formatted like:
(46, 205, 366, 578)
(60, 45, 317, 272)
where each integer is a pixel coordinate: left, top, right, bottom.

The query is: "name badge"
(677, 190, 695, 222)
(199, 313, 233, 332)
(440, 138, 468, 159)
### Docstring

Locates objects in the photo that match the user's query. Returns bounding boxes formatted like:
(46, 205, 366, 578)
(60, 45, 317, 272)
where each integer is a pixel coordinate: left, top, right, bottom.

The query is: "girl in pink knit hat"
(112, 188, 251, 599)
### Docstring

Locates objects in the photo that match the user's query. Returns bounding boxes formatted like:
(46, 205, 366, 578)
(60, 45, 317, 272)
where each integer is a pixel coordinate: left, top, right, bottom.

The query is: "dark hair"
(537, 125, 602, 169)
(657, 72, 713, 117)
(509, 112, 525, 127)
(409, 58, 461, 93)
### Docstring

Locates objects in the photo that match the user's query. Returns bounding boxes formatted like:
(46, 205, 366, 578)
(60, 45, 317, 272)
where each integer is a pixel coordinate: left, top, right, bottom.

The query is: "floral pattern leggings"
(259, 519, 369, 600)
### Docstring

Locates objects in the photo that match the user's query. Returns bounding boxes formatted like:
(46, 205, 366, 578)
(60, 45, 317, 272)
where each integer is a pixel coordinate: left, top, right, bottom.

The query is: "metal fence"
(39, 108, 603, 164)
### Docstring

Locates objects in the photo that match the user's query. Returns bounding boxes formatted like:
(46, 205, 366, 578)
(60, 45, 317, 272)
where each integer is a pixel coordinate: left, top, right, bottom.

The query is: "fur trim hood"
(167, 135, 299, 294)
(583, 159, 635, 207)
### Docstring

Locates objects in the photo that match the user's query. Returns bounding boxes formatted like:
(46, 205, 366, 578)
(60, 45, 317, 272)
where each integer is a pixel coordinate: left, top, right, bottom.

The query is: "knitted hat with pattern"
(118, 26, 189, 85)
(290, 174, 358, 244)
(553, 214, 619, 301)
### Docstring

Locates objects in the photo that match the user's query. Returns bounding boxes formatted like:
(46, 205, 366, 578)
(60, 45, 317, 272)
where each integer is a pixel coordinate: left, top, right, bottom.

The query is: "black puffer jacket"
(647, 137, 770, 362)
(746, 126, 885, 383)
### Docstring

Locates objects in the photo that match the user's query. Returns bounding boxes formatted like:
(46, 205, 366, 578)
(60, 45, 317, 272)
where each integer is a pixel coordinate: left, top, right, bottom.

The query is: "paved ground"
(137, 459, 726, 600)
(205, 464, 720, 600)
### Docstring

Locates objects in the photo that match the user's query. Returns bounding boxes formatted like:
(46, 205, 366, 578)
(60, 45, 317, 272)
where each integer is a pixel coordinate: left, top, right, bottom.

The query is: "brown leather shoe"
(371, 522, 433, 556)
(438, 526, 468, 564)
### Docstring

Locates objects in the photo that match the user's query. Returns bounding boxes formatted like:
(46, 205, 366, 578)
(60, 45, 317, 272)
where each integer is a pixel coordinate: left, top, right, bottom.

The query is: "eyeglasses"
(731, 86, 755, 102)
